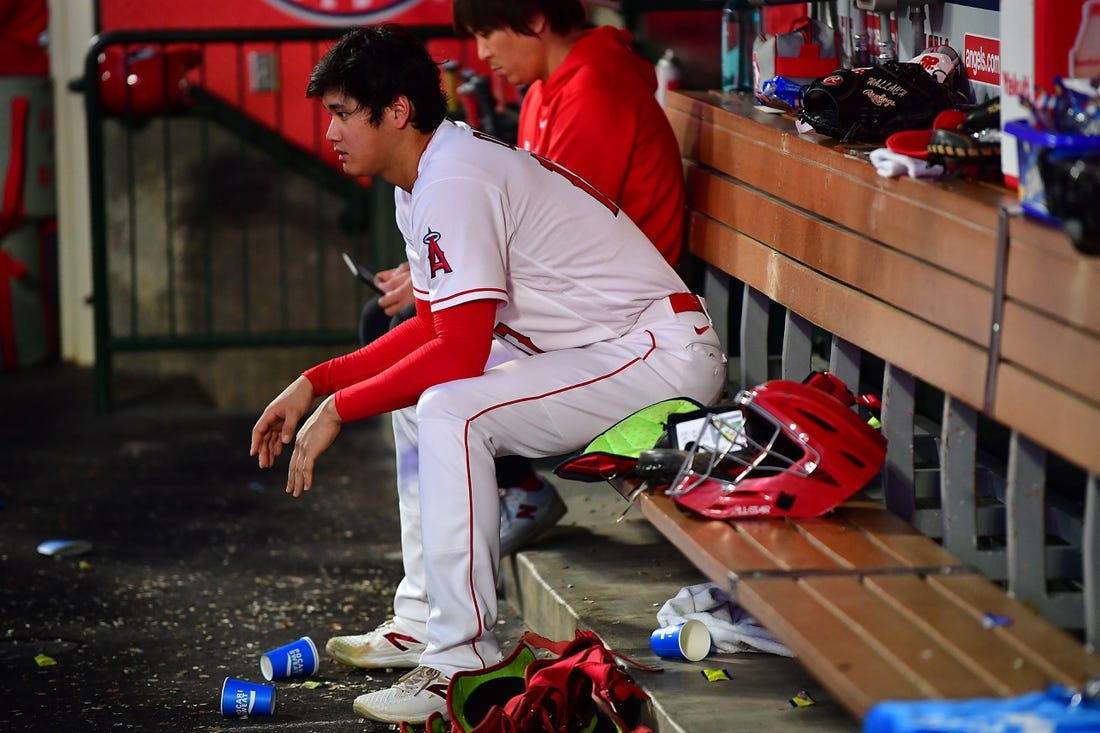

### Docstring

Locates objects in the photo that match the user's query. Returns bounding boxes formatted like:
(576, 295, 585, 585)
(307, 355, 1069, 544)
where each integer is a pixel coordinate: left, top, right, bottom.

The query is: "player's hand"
(285, 396, 342, 498)
(377, 262, 414, 316)
(249, 376, 314, 469)
(373, 261, 409, 290)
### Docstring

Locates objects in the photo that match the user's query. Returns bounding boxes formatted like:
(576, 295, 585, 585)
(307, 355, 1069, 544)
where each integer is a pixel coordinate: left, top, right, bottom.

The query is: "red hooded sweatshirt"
(517, 26, 685, 267)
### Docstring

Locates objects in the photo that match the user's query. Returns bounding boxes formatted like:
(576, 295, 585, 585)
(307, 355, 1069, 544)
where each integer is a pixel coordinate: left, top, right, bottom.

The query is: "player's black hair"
(453, 0, 587, 39)
(306, 24, 447, 132)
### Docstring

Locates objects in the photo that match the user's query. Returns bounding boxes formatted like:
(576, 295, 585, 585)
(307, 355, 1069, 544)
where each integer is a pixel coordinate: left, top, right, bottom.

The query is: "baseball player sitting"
(249, 25, 725, 724)
(327, 0, 691, 672)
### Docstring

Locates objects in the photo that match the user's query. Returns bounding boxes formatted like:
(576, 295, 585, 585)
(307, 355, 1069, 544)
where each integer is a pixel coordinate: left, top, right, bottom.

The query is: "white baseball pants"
(388, 299, 726, 676)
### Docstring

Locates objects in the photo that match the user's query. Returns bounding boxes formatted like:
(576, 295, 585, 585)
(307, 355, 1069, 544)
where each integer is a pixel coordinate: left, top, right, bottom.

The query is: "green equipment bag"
(401, 629, 660, 733)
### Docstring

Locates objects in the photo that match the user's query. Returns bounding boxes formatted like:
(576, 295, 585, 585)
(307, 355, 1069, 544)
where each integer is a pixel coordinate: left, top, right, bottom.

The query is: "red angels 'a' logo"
(264, 0, 421, 24)
(918, 54, 941, 72)
(423, 229, 452, 278)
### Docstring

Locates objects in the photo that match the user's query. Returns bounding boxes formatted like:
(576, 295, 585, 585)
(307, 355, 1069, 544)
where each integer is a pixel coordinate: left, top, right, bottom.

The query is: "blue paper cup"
(220, 677, 276, 717)
(650, 619, 711, 662)
(260, 636, 320, 681)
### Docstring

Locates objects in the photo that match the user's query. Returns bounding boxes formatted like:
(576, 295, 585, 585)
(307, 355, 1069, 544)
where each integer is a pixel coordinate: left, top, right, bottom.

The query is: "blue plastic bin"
(1005, 119, 1100, 224)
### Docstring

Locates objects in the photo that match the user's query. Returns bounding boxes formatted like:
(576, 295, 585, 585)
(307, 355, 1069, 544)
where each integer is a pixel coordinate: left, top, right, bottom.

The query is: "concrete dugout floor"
(0, 364, 859, 733)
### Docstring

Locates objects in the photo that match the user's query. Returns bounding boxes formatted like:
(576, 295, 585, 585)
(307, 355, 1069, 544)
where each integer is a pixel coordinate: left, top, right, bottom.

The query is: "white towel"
(869, 147, 945, 179)
(656, 582, 795, 657)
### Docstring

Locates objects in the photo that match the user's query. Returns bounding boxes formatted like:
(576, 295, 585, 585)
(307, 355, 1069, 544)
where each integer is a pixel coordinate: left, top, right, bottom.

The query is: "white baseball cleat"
(353, 665, 450, 723)
(325, 618, 426, 669)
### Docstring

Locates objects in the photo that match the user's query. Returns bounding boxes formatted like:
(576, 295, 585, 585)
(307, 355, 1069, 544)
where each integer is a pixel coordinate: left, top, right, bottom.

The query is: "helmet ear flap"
(802, 371, 855, 406)
(803, 370, 884, 419)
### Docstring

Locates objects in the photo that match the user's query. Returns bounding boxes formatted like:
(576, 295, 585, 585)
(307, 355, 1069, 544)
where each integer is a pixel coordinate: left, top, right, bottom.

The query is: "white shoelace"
(372, 618, 399, 635)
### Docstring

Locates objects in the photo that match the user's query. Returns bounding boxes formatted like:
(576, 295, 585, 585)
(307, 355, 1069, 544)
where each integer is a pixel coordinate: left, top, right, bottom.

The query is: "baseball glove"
(798, 60, 966, 143)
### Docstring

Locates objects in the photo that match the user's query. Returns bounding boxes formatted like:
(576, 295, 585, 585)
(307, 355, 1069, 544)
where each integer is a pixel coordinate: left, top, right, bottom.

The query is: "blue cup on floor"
(220, 677, 276, 717)
(260, 636, 320, 681)
(650, 619, 711, 662)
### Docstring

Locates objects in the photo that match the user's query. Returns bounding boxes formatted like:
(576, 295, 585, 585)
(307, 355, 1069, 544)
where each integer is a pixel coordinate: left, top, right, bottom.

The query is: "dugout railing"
(79, 26, 454, 412)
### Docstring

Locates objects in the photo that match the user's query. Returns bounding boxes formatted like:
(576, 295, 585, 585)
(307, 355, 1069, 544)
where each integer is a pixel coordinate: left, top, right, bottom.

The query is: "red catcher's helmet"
(98, 45, 202, 117)
(669, 372, 886, 519)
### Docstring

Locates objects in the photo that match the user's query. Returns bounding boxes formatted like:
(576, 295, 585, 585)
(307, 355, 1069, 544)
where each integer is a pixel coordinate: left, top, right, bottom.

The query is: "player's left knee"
(416, 382, 469, 423)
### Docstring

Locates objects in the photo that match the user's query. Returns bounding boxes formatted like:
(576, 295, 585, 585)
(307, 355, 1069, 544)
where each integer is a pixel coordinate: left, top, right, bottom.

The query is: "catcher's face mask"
(665, 372, 887, 519)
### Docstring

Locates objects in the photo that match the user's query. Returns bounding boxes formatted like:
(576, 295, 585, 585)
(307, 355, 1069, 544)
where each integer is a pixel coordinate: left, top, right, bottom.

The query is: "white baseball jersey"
(385, 120, 726, 679)
(395, 120, 688, 354)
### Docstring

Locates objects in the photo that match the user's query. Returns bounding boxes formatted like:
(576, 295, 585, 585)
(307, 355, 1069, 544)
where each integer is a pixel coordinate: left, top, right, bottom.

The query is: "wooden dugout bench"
(642, 90, 1100, 721)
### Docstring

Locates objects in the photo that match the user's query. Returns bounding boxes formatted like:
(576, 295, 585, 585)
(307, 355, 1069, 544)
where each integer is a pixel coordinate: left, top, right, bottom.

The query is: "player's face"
(322, 91, 389, 178)
(474, 28, 544, 85)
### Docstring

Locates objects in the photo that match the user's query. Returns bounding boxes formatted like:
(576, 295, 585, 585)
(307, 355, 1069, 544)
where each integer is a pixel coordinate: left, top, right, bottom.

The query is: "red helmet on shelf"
(668, 372, 887, 519)
(98, 44, 202, 117)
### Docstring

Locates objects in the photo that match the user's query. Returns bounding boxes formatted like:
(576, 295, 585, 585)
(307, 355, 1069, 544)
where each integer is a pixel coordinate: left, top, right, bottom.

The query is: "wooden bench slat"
(736, 576, 939, 718)
(668, 92, 1010, 234)
(991, 365, 1100, 476)
(689, 214, 989, 408)
(930, 574, 1100, 685)
(867, 574, 1054, 695)
(638, 493, 794, 582)
(640, 493, 951, 578)
(766, 515, 919, 570)
(687, 166, 993, 347)
(799, 575, 1006, 699)
(1005, 220, 1100, 335)
(831, 501, 966, 569)
(669, 94, 1005, 286)
(643, 492, 966, 573)
(731, 517, 872, 570)
(1000, 300, 1100, 404)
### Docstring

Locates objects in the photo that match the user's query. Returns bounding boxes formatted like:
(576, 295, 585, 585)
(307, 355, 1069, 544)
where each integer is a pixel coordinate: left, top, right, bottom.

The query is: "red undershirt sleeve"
(302, 298, 498, 423)
(302, 304, 435, 395)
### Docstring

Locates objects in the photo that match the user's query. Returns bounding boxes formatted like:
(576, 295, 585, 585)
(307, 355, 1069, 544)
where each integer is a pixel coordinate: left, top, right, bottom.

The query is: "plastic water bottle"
(721, 0, 758, 94)
(655, 49, 682, 107)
